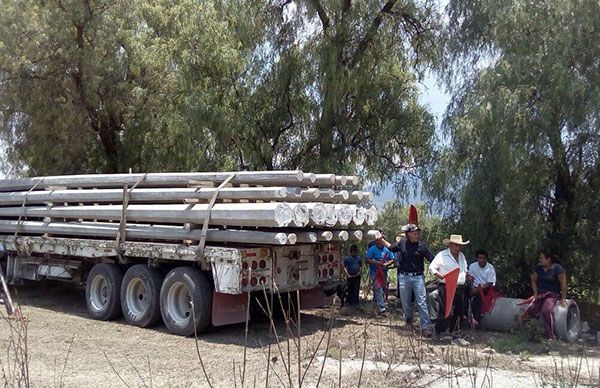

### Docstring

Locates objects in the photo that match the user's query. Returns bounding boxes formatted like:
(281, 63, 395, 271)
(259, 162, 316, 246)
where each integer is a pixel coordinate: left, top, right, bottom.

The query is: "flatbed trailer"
(0, 235, 341, 335)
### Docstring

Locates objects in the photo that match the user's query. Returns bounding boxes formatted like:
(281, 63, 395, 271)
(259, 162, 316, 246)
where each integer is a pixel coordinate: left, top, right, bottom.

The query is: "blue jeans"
(371, 276, 386, 313)
(398, 273, 430, 328)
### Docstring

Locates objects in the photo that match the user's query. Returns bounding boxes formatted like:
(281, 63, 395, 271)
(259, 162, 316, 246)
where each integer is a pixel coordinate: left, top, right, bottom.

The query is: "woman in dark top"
(522, 249, 567, 339)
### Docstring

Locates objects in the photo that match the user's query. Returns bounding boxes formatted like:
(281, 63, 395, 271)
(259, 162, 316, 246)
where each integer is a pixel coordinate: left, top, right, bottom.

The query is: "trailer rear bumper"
(299, 285, 333, 310)
(212, 292, 249, 326)
(211, 285, 335, 326)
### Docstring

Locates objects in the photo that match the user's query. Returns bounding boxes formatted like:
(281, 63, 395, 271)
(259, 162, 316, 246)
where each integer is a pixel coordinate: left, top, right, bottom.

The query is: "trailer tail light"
(317, 243, 341, 281)
(241, 248, 273, 291)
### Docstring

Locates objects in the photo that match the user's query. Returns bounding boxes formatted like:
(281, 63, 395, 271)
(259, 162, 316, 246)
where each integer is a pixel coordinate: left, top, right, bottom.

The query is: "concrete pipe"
(480, 297, 581, 343)
(480, 298, 526, 332)
(553, 299, 581, 343)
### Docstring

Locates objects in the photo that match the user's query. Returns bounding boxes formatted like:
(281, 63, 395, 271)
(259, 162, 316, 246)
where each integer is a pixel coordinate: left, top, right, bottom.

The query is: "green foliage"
(0, 0, 150, 174)
(0, 0, 439, 192)
(426, 0, 600, 299)
(490, 321, 551, 355)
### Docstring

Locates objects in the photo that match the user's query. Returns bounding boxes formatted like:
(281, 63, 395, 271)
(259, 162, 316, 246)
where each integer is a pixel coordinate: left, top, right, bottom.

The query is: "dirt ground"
(1, 283, 599, 387)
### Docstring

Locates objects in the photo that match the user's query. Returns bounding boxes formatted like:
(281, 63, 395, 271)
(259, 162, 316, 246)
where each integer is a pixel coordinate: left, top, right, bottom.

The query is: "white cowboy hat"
(442, 234, 470, 245)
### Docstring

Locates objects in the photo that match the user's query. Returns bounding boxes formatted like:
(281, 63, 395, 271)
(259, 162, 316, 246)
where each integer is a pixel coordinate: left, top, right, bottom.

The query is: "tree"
(0, 0, 439, 193)
(0, 0, 143, 174)
(0, 0, 245, 175)
(215, 0, 440, 191)
(426, 0, 600, 298)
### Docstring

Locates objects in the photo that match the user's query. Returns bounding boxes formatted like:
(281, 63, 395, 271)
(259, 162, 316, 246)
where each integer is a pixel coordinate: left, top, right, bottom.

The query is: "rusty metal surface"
(0, 235, 338, 297)
(0, 235, 244, 270)
(211, 292, 249, 326)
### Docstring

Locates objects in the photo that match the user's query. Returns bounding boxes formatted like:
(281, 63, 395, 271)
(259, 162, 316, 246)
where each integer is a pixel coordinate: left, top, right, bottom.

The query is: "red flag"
(408, 204, 418, 225)
(444, 268, 460, 319)
(375, 266, 386, 289)
(479, 286, 502, 314)
(375, 251, 388, 288)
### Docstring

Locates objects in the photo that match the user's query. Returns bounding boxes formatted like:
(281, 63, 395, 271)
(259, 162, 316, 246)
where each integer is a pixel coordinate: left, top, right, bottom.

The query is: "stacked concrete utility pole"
(0, 170, 379, 246)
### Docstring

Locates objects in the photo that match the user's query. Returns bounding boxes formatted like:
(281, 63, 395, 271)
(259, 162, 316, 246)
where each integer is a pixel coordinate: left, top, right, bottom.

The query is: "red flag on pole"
(444, 268, 460, 319)
(408, 204, 418, 225)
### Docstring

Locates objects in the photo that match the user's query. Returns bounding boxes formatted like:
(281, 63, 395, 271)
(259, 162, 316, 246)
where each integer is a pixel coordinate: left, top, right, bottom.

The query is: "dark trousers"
(470, 288, 491, 322)
(471, 292, 482, 322)
(429, 283, 468, 335)
(346, 276, 361, 307)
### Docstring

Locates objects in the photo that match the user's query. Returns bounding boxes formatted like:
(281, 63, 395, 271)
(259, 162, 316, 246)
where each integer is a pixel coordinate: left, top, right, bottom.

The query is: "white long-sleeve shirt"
(429, 248, 468, 285)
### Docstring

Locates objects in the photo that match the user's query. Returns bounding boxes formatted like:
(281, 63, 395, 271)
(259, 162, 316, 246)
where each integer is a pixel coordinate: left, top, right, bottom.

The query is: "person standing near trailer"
(343, 244, 363, 308)
(380, 223, 433, 335)
(365, 238, 395, 316)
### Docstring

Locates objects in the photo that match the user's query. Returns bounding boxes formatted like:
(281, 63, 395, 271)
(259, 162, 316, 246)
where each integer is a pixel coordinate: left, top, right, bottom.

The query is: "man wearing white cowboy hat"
(428, 234, 470, 343)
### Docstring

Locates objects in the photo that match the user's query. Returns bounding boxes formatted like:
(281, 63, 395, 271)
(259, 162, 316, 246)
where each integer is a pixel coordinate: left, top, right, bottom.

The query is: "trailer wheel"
(86, 263, 123, 321)
(121, 265, 164, 328)
(160, 267, 213, 336)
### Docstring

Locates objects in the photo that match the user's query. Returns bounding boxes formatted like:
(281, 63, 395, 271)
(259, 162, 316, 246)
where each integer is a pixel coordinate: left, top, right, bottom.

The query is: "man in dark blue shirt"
(343, 244, 363, 308)
(381, 224, 433, 334)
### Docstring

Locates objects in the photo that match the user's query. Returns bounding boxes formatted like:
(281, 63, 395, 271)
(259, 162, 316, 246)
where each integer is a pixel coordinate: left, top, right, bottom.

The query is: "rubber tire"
(86, 263, 124, 321)
(160, 267, 213, 336)
(120, 265, 164, 328)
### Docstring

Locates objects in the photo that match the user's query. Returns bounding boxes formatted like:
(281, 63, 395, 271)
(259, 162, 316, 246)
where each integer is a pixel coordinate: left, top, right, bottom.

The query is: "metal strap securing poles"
(195, 173, 236, 262)
(12, 178, 45, 258)
(13, 178, 45, 239)
(115, 174, 147, 261)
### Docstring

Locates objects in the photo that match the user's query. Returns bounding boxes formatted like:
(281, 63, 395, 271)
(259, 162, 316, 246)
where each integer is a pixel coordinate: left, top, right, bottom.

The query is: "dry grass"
(0, 308, 30, 387)
(2, 290, 599, 388)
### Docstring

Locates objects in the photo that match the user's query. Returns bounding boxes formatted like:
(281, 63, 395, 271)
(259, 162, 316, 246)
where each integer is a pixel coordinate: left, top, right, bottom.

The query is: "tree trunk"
(546, 123, 576, 260)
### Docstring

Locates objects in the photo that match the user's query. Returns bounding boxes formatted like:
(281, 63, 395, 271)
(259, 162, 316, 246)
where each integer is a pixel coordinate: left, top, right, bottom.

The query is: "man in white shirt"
(467, 249, 497, 325)
(428, 234, 470, 342)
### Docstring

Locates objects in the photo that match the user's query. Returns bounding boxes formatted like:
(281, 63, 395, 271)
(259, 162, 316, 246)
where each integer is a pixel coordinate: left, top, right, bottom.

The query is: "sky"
(372, 72, 451, 207)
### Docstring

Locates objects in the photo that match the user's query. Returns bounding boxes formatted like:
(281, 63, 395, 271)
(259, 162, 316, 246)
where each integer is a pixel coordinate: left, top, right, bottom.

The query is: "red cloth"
(375, 266, 386, 289)
(517, 295, 535, 306)
(522, 291, 558, 317)
(444, 268, 460, 318)
(479, 286, 502, 315)
(522, 291, 560, 339)
(374, 251, 388, 289)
